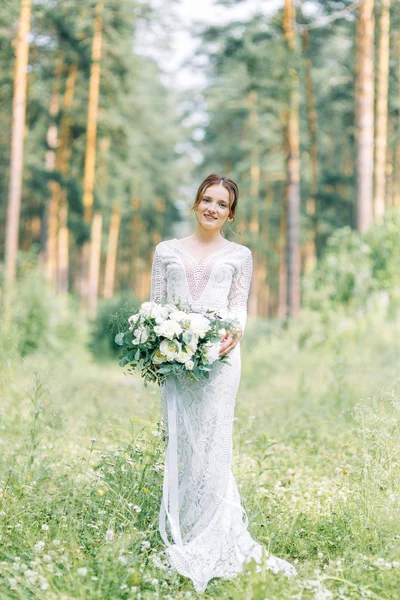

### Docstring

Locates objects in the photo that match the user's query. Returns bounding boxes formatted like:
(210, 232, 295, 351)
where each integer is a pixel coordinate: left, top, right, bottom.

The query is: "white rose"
(154, 319, 183, 340)
(169, 310, 189, 323)
(187, 314, 211, 339)
(128, 313, 140, 325)
(175, 347, 194, 364)
(152, 349, 167, 364)
(218, 328, 227, 337)
(159, 339, 181, 361)
(185, 359, 194, 371)
(203, 340, 221, 364)
(186, 335, 199, 353)
(140, 302, 158, 318)
(132, 326, 149, 345)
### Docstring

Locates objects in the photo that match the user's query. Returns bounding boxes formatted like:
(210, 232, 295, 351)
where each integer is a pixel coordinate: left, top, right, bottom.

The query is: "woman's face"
(196, 185, 231, 231)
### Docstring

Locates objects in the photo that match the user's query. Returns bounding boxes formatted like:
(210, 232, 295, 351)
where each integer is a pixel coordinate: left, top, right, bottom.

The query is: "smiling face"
(195, 184, 231, 231)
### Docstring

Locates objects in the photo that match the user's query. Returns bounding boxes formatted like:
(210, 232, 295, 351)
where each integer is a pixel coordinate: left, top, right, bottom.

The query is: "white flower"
(218, 328, 226, 337)
(175, 347, 194, 364)
(169, 310, 188, 323)
(41, 524, 49, 531)
(152, 349, 168, 365)
(141, 541, 151, 550)
(140, 302, 159, 318)
(159, 339, 181, 361)
(132, 326, 149, 345)
(155, 319, 183, 340)
(128, 313, 140, 328)
(77, 567, 88, 577)
(34, 541, 45, 554)
(203, 341, 221, 364)
(105, 529, 114, 543)
(185, 359, 194, 371)
(186, 335, 199, 352)
(187, 314, 210, 338)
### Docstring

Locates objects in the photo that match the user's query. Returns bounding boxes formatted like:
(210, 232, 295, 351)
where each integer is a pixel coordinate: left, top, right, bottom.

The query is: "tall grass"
(1, 303, 400, 598)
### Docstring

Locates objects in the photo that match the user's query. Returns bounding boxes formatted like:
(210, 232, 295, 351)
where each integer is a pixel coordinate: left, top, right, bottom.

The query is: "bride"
(150, 173, 297, 593)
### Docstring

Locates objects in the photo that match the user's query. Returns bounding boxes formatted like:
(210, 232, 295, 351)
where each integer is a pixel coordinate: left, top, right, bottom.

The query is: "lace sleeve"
(227, 248, 253, 333)
(150, 245, 167, 302)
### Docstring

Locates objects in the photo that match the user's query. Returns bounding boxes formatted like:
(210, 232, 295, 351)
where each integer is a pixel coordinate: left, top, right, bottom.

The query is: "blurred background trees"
(1, 0, 400, 350)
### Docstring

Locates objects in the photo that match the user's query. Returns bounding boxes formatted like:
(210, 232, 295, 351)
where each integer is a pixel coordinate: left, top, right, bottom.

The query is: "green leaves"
(114, 332, 125, 346)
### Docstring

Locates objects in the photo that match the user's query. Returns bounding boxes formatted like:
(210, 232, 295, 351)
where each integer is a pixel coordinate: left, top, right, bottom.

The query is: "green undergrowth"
(0, 310, 400, 599)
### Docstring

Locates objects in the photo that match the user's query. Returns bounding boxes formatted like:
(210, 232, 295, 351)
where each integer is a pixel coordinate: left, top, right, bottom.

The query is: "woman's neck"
(190, 225, 224, 245)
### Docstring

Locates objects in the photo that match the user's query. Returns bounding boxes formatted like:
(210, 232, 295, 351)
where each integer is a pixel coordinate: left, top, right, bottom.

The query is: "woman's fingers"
(219, 332, 236, 356)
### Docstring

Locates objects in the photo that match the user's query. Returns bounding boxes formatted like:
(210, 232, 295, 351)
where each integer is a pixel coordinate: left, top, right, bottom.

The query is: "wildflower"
(141, 541, 151, 550)
(77, 567, 88, 577)
(41, 524, 49, 531)
(34, 541, 45, 554)
(97, 488, 105, 496)
(105, 529, 114, 543)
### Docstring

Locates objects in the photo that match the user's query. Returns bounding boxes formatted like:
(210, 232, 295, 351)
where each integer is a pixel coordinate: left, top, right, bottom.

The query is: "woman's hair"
(191, 174, 239, 222)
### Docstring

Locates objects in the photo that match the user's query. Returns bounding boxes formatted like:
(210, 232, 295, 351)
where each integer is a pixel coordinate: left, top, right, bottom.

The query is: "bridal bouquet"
(114, 300, 239, 385)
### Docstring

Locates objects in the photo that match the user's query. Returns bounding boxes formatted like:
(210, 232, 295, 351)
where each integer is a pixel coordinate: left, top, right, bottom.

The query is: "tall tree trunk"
(4, 0, 32, 283)
(57, 64, 77, 295)
(301, 21, 318, 274)
(57, 197, 69, 295)
(283, 0, 301, 318)
(81, 1, 104, 314)
(394, 35, 400, 211)
(130, 196, 141, 296)
(385, 116, 394, 208)
(374, 0, 391, 220)
(355, 0, 375, 233)
(103, 204, 121, 299)
(88, 211, 102, 318)
(247, 91, 262, 318)
(278, 196, 287, 320)
(44, 60, 62, 286)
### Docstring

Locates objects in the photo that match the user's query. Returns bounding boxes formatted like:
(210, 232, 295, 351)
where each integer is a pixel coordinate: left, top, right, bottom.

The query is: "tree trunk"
(374, 0, 391, 220)
(355, 0, 375, 233)
(103, 205, 121, 299)
(57, 64, 77, 294)
(278, 191, 287, 320)
(4, 0, 32, 283)
(301, 21, 318, 274)
(81, 2, 104, 312)
(82, 2, 103, 224)
(283, 0, 301, 318)
(130, 194, 141, 294)
(247, 91, 262, 317)
(88, 211, 102, 318)
(44, 60, 62, 286)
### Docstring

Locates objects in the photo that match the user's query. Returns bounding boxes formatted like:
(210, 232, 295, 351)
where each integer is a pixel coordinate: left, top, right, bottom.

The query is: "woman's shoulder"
(229, 241, 252, 258)
(154, 238, 177, 254)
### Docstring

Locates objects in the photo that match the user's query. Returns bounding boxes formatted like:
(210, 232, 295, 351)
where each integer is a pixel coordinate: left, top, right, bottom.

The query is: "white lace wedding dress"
(150, 238, 297, 593)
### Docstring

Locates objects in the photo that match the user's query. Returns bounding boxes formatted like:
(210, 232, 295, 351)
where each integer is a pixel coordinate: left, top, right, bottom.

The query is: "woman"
(150, 174, 297, 593)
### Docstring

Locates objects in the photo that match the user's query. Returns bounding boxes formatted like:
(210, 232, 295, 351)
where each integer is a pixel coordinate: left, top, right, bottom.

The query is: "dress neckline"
(173, 238, 234, 266)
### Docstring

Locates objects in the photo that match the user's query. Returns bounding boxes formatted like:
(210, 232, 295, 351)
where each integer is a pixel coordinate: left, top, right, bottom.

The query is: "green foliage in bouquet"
(115, 299, 240, 385)
(89, 292, 141, 359)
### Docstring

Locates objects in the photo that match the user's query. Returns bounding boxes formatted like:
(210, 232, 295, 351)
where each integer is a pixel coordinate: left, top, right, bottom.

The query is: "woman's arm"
(220, 248, 253, 356)
(150, 245, 167, 303)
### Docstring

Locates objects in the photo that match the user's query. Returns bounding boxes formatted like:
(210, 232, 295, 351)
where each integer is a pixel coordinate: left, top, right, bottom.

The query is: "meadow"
(1, 301, 400, 600)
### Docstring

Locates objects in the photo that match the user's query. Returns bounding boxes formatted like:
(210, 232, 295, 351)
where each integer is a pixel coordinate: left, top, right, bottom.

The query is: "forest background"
(1, 1, 400, 599)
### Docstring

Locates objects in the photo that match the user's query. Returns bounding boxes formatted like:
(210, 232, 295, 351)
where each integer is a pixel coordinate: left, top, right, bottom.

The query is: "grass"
(1, 311, 400, 599)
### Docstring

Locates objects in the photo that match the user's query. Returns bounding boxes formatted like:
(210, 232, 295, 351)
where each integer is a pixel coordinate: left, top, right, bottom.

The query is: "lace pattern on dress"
(149, 239, 297, 593)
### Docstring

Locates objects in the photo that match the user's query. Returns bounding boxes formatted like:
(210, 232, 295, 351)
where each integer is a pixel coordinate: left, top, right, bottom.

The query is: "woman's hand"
(219, 326, 243, 357)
